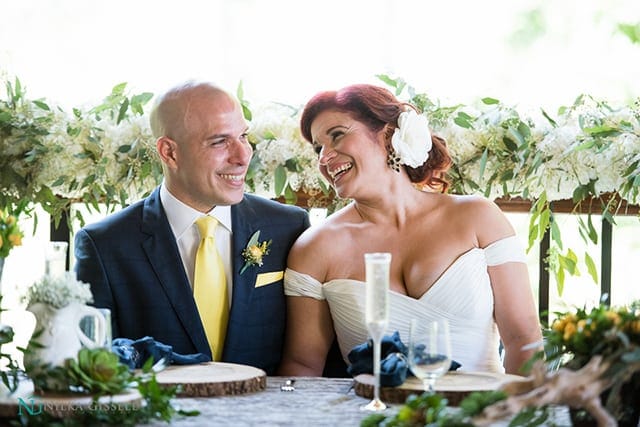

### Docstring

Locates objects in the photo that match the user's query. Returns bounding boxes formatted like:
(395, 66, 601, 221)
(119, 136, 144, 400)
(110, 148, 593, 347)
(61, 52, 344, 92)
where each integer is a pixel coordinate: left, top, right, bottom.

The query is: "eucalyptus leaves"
(0, 78, 160, 228)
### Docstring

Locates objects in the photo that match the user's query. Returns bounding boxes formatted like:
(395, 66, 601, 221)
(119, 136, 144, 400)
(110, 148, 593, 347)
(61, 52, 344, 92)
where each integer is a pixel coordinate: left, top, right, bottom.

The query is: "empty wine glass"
(361, 252, 391, 412)
(407, 318, 452, 393)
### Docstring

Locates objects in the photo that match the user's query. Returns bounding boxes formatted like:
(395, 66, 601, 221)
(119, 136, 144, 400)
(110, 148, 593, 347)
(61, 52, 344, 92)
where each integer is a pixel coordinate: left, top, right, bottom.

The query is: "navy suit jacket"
(74, 187, 310, 375)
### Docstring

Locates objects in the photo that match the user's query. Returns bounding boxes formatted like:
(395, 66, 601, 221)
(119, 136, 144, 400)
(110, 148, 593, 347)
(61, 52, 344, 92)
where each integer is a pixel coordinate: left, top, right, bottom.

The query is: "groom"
(74, 81, 310, 375)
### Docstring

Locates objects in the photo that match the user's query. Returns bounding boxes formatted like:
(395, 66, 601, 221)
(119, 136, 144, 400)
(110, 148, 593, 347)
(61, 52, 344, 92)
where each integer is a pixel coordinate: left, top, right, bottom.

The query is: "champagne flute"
(407, 318, 451, 394)
(361, 252, 391, 412)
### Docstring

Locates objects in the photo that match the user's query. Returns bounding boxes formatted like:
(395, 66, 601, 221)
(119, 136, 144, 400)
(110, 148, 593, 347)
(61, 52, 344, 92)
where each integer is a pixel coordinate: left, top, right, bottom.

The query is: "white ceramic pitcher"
(24, 301, 108, 369)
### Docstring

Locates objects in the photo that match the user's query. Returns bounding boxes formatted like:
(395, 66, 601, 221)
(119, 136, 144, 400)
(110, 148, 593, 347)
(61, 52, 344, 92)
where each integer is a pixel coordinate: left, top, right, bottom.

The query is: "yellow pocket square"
(255, 271, 284, 288)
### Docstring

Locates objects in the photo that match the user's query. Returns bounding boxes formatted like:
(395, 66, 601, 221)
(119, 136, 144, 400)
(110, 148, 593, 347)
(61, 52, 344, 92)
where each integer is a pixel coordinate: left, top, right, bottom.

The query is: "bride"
(278, 84, 542, 376)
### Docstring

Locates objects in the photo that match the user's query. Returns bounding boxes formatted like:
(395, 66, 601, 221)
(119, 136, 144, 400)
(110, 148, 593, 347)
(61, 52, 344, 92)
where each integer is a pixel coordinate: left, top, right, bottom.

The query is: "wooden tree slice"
(354, 371, 527, 406)
(0, 380, 142, 419)
(155, 362, 266, 397)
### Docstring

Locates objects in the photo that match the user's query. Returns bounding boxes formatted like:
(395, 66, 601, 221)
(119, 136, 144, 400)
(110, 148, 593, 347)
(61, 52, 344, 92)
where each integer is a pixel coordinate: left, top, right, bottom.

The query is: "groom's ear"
(156, 136, 178, 169)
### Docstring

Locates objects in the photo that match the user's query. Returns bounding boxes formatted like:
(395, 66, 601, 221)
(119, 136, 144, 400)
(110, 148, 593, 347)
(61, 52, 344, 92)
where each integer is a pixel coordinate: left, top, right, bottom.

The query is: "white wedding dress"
(284, 235, 527, 373)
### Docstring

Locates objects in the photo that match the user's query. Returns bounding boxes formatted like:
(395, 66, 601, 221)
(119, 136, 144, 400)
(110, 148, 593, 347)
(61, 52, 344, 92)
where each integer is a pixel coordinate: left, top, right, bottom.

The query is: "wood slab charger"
(154, 362, 266, 397)
(354, 371, 527, 406)
(0, 380, 142, 419)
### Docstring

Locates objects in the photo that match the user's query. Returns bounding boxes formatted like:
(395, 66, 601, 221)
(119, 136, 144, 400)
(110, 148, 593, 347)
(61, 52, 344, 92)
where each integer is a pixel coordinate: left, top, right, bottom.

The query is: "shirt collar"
(160, 182, 232, 238)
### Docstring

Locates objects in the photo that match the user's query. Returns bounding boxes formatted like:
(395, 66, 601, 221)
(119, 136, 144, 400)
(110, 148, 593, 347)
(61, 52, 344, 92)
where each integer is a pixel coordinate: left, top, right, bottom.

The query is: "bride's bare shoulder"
(436, 193, 499, 215)
(443, 194, 515, 242)
(415, 192, 493, 216)
(288, 205, 357, 264)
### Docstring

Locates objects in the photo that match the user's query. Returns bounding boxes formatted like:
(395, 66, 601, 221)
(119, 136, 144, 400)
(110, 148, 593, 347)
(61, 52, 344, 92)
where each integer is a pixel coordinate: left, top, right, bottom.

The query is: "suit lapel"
(140, 188, 209, 354)
(230, 198, 260, 310)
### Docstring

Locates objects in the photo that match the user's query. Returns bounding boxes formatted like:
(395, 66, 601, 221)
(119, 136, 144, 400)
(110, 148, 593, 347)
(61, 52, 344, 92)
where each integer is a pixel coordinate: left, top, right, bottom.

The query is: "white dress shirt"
(160, 183, 233, 303)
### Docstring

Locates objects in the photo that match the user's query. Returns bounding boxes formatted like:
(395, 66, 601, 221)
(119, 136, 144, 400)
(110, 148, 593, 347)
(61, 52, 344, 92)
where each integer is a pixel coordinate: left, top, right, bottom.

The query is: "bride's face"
(310, 110, 387, 198)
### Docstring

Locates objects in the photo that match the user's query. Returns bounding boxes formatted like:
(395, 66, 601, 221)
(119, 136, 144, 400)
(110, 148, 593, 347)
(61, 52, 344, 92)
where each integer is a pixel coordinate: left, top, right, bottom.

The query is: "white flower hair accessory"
(390, 110, 432, 168)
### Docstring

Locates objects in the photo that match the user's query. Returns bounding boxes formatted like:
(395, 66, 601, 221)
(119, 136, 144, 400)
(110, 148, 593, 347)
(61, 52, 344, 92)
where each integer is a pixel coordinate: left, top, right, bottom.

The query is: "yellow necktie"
(194, 216, 229, 361)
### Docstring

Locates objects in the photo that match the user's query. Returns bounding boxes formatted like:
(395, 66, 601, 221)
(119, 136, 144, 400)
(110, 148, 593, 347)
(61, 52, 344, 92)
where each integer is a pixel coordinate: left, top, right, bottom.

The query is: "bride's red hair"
(300, 84, 452, 193)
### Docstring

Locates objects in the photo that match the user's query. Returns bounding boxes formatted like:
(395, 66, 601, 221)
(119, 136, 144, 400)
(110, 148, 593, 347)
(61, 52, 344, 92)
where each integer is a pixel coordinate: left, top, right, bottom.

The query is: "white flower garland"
(1, 78, 638, 209)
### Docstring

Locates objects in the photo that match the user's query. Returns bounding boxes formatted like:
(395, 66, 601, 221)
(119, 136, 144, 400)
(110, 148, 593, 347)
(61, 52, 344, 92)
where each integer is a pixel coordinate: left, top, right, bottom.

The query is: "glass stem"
(424, 378, 435, 394)
(373, 336, 382, 402)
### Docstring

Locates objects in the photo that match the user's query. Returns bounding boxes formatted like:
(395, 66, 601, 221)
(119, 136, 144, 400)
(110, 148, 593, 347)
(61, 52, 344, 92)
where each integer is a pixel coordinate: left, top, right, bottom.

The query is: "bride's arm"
(490, 262, 542, 374)
(278, 229, 335, 376)
(278, 295, 335, 376)
(472, 197, 542, 374)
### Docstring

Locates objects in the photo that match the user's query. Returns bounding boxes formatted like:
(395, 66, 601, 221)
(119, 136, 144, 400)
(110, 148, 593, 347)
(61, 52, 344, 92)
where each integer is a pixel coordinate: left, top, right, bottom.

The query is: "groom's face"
(167, 89, 253, 212)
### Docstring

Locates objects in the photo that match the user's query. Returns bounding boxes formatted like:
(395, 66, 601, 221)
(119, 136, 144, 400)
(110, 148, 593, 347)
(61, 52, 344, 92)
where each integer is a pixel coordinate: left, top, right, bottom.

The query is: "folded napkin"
(112, 336, 210, 369)
(346, 331, 461, 387)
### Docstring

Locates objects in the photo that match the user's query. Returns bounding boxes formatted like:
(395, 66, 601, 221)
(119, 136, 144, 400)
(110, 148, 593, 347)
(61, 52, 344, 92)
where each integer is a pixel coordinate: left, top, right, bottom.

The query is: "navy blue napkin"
(112, 336, 210, 369)
(346, 331, 461, 387)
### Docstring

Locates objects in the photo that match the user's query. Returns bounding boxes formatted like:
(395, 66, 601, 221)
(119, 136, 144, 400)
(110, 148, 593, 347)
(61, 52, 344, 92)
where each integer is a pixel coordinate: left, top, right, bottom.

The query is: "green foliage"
(64, 348, 132, 395)
(0, 301, 20, 393)
(14, 351, 198, 426)
(0, 77, 161, 230)
(508, 7, 546, 48)
(361, 390, 514, 427)
(243, 100, 337, 210)
(376, 75, 640, 296)
(457, 391, 509, 417)
(361, 392, 450, 426)
(2, 292, 198, 426)
(26, 348, 131, 396)
(542, 300, 640, 369)
(2, 73, 640, 297)
(535, 300, 640, 423)
(0, 332, 199, 427)
(508, 406, 550, 426)
(237, 81, 252, 121)
(617, 22, 640, 45)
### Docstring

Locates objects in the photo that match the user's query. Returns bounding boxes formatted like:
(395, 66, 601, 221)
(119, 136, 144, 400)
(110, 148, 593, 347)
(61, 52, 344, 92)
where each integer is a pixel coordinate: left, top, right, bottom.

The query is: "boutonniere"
(240, 230, 272, 275)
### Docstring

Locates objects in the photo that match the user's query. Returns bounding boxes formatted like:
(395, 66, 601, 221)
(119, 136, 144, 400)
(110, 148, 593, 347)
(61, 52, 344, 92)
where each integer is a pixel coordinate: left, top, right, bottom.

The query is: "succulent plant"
(65, 347, 133, 395)
(0, 323, 19, 392)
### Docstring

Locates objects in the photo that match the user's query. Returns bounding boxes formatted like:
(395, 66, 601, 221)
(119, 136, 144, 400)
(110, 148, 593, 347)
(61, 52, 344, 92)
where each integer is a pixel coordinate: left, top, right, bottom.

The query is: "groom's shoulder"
(81, 197, 146, 235)
(242, 193, 307, 217)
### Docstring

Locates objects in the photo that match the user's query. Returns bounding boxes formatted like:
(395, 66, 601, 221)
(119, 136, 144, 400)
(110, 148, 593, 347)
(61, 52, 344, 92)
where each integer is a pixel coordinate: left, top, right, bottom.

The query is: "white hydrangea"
(438, 122, 484, 162)
(100, 113, 156, 199)
(248, 103, 323, 198)
(24, 272, 94, 309)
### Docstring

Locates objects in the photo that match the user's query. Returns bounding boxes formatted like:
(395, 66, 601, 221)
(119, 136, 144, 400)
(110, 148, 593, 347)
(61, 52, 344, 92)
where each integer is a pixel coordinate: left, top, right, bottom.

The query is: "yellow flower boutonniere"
(240, 230, 272, 275)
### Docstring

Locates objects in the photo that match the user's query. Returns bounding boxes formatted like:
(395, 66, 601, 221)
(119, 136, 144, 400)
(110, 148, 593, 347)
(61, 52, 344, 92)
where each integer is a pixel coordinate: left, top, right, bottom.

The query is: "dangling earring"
(387, 147, 402, 173)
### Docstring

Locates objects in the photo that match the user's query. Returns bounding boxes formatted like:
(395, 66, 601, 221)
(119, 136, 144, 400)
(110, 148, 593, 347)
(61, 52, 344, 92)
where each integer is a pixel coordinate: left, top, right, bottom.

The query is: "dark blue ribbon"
(346, 331, 461, 387)
(112, 336, 210, 369)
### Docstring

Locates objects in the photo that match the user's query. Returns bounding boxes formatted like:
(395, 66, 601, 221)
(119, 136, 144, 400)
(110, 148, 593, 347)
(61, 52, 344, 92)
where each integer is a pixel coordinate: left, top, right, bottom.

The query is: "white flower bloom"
(391, 110, 432, 168)
(24, 272, 93, 309)
(247, 103, 323, 198)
